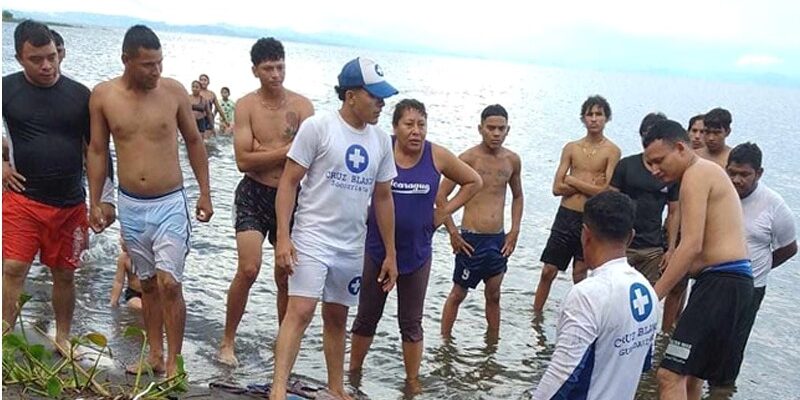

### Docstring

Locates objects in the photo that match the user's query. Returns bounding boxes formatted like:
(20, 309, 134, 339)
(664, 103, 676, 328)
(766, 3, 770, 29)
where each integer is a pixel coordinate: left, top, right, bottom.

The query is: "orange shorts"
(2, 191, 88, 269)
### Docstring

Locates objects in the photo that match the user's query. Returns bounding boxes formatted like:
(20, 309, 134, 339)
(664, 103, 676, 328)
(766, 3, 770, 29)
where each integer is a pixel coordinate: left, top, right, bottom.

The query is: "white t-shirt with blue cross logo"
(533, 257, 659, 400)
(287, 111, 396, 255)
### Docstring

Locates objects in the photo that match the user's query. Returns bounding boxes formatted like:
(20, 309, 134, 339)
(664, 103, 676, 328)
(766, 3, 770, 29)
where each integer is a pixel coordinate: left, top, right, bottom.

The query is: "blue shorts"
(118, 187, 192, 283)
(453, 231, 508, 289)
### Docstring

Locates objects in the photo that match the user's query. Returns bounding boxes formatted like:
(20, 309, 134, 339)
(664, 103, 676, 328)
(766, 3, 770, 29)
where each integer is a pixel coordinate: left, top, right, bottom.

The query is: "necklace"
(580, 137, 606, 158)
(256, 89, 287, 111)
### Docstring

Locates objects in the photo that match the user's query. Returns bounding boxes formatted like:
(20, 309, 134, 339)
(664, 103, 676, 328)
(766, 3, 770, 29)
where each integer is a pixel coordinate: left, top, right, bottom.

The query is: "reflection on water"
(4, 21, 800, 399)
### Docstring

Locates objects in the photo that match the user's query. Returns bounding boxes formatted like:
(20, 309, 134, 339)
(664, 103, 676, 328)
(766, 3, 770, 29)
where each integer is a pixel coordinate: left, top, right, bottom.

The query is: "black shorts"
(660, 268, 754, 383)
(540, 206, 583, 271)
(453, 231, 508, 289)
(234, 176, 279, 245)
(710, 285, 767, 386)
(196, 117, 210, 132)
(123, 287, 142, 303)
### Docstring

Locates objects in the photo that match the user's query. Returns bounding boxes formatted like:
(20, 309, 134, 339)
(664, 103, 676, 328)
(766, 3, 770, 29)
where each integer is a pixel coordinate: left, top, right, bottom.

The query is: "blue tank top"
(365, 140, 440, 275)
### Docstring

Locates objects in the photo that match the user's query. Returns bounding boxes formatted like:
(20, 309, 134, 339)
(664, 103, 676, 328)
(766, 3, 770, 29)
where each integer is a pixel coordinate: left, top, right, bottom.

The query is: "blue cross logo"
(348, 277, 362, 295)
(629, 283, 653, 322)
(345, 144, 369, 174)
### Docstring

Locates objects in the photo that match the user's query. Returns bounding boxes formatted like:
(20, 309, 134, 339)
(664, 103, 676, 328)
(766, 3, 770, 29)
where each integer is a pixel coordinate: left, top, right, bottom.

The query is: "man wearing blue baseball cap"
(270, 57, 399, 400)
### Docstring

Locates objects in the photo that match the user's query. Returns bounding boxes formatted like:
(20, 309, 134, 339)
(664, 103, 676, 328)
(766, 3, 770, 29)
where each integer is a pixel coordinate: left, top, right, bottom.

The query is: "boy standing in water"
(219, 37, 314, 367)
(218, 86, 235, 134)
(533, 95, 620, 313)
(439, 104, 523, 340)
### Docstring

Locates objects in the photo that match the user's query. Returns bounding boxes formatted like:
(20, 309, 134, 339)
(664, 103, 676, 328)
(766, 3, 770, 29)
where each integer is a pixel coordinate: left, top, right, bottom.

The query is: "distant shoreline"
(2, 17, 78, 28)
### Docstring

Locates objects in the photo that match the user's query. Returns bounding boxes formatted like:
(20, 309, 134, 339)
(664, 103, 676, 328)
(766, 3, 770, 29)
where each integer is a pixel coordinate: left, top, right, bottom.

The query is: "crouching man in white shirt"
(534, 191, 659, 400)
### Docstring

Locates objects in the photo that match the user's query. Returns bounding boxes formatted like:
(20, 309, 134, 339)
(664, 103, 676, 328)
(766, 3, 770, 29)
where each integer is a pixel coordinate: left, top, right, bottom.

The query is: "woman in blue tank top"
(349, 99, 483, 390)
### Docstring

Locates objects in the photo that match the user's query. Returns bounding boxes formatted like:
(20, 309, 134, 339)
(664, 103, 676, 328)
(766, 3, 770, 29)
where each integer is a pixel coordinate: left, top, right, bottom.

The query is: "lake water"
(3, 22, 800, 399)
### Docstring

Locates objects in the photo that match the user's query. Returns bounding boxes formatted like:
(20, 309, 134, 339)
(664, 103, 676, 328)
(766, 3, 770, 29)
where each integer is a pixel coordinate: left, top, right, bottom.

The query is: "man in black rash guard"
(2, 20, 115, 353)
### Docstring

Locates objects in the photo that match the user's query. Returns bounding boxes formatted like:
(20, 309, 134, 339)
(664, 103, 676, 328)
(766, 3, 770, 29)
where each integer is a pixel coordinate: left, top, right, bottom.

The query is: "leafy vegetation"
(2, 294, 188, 399)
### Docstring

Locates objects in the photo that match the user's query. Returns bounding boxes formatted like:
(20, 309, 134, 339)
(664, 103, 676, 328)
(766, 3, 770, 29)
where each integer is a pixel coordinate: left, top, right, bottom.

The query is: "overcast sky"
(5, 0, 800, 82)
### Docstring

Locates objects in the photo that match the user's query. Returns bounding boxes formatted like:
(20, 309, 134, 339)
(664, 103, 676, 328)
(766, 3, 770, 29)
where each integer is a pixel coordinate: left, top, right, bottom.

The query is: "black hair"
(14, 19, 53, 55)
(703, 108, 732, 132)
(49, 29, 64, 47)
(122, 25, 161, 57)
(581, 95, 612, 121)
(191, 80, 201, 87)
(687, 114, 705, 129)
(583, 191, 636, 242)
(221, 86, 230, 93)
(392, 99, 427, 127)
(639, 112, 667, 137)
(728, 142, 762, 170)
(334, 85, 360, 101)
(481, 104, 508, 122)
(199, 73, 209, 81)
(642, 119, 689, 148)
(250, 37, 284, 66)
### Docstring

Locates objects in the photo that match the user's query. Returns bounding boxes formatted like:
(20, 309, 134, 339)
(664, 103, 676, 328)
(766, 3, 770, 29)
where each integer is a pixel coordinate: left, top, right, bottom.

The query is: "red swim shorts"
(2, 191, 88, 269)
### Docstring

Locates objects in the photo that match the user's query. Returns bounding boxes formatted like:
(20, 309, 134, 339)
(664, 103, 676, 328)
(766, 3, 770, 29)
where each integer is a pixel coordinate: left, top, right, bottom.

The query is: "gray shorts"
(288, 244, 363, 307)
(118, 188, 191, 283)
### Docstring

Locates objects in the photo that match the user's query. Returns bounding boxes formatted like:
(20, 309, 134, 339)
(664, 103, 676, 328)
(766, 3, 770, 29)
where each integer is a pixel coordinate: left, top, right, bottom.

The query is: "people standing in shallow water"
(189, 80, 212, 138)
(533, 95, 621, 313)
(716, 142, 797, 388)
(642, 120, 753, 400)
(696, 107, 732, 167)
(687, 114, 705, 151)
(218, 37, 314, 367)
(270, 57, 399, 400)
(87, 24, 213, 378)
(198, 73, 228, 133)
(348, 99, 482, 391)
(439, 104, 523, 341)
(533, 191, 659, 400)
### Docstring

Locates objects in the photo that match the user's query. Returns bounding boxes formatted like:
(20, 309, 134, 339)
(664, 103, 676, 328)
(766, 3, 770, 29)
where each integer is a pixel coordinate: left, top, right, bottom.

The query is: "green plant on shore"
(2, 293, 189, 399)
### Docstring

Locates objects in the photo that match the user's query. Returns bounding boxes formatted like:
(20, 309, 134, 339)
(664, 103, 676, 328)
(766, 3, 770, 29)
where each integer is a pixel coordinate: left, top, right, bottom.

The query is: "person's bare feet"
(404, 376, 423, 396)
(323, 387, 354, 400)
(126, 358, 165, 375)
(269, 387, 287, 400)
(54, 337, 72, 358)
(216, 343, 239, 367)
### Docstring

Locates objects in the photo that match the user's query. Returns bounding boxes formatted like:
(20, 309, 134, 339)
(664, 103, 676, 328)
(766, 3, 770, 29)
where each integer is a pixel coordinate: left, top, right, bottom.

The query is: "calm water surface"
(3, 22, 800, 399)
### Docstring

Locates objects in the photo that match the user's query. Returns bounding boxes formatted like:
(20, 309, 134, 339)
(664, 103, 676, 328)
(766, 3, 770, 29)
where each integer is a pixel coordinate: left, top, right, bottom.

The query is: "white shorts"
(288, 245, 363, 307)
(118, 188, 191, 283)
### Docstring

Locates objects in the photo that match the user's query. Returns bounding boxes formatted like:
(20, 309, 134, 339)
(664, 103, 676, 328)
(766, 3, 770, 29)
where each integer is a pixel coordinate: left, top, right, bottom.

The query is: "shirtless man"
(218, 37, 314, 367)
(87, 25, 213, 378)
(533, 95, 621, 313)
(643, 119, 754, 400)
(439, 104, 523, 340)
(696, 108, 732, 167)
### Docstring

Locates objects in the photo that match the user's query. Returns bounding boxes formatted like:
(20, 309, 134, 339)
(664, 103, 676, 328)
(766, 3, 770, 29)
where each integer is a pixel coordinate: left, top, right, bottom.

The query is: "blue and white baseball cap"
(338, 57, 398, 99)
